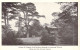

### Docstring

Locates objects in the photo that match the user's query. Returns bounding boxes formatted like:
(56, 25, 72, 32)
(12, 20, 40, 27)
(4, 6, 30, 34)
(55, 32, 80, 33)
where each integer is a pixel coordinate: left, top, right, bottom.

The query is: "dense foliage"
(51, 2, 78, 45)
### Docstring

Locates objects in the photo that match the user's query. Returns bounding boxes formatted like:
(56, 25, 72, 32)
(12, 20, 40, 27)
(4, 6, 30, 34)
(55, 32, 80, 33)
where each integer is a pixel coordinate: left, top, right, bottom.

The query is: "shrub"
(40, 29, 55, 45)
(2, 30, 23, 45)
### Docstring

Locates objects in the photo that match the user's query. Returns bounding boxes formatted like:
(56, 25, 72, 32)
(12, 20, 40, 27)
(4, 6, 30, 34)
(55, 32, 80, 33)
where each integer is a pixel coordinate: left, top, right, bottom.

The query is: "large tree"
(14, 2, 45, 37)
(22, 3, 45, 37)
(2, 2, 45, 38)
(2, 2, 21, 37)
(51, 2, 78, 45)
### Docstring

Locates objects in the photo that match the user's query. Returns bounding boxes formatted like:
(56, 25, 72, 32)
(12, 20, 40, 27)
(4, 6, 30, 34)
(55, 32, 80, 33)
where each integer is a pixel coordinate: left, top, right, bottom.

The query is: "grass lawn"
(17, 37, 41, 45)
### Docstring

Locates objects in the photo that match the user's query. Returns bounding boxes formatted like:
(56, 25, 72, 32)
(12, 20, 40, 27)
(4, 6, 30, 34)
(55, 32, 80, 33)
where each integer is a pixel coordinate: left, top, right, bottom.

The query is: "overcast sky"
(9, 2, 62, 31)
(34, 2, 62, 25)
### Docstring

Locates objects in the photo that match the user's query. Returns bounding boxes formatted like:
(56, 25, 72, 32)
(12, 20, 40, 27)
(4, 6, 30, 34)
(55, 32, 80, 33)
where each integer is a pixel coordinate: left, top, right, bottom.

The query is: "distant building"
(45, 25, 61, 34)
(45, 25, 61, 45)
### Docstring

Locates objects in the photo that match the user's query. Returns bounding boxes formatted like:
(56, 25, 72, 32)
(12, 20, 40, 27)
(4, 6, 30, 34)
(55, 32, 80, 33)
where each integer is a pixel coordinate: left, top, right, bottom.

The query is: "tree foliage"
(51, 2, 78, 45)
(2, 2, 45, 45)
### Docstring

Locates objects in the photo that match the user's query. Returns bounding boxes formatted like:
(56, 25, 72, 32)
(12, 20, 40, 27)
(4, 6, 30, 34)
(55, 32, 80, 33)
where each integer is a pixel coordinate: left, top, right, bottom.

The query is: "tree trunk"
(25, 11, 29, 38)
(3, 12, 7, 26)
(17, 13, 22, 37)
(6, 14, 9, 25)
(18, 16, 21, 37)
(4, 16, 7, 26)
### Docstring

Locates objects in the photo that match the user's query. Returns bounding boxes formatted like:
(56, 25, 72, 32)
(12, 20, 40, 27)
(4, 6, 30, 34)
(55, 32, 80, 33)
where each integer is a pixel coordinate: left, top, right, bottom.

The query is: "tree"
(51, 2, 78, 45)
(2, 2, 45, 38)
(21, 2, 45, 37)
(2, 2, 19, 25)
(29, 19, 44, 37)
(11, 2, 45, 37)
(2, 2, 20, 38)
(40, 27, 56, 45)
(2, 2, 22, 38)
(2, 2, 24, 45)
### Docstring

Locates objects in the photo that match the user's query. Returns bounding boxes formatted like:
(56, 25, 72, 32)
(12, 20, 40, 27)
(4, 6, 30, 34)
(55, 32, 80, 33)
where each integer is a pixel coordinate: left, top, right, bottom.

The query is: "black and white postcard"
(0, 0, 80, 50)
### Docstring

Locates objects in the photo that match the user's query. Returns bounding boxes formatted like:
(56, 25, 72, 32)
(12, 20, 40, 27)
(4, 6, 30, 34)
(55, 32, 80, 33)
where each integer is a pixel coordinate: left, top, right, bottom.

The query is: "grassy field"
(17, 37, 41, 45)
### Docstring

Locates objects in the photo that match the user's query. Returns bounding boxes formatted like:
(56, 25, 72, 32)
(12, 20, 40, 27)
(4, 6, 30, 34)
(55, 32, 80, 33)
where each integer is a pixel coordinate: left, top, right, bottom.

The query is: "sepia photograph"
(2, 2, 78, 45)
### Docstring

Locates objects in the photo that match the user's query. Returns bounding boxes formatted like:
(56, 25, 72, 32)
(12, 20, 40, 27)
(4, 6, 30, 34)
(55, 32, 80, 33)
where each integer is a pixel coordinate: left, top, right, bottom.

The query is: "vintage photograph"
(2, 2, 78, 45)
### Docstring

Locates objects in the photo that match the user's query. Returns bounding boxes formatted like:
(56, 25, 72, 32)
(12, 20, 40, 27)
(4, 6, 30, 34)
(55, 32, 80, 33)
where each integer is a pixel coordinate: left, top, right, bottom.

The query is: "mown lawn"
(17, 37, 41, 45)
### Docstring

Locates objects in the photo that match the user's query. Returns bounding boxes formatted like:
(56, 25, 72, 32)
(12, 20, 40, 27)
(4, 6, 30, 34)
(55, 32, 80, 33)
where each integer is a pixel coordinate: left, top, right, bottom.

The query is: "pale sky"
(9, 2, 62, 31)
(34, 2, 62, 25)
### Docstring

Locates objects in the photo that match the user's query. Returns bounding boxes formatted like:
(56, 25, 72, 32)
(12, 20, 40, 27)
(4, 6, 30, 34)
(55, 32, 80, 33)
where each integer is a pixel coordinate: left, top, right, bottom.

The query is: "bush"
(40, 29, 55, 45)
(2, 30, 23, 45)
